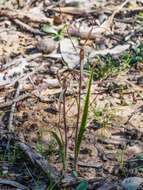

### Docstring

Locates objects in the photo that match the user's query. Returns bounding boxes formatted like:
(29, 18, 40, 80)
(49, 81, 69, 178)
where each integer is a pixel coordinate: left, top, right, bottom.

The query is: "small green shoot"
(3, 142, 25, 163)
(47, 131, 66, 170)
(41, 24, 69, 40)
(138, 167, 143, 172)
(92, 104, 116, 141)
(17, 0, 22, 8)
(138, 154, 143, 161)
(46, 170, 58, 190)
(138, 11, 143, 16)
(119, 147, 127, 177)
(73, 170, 79, 180)
(36, 130, 44, 156)
(87, 42, 143, 80)
(24, 162, 41, 189)
(41, 25, 58, 35)
(93, 104, 116, 128)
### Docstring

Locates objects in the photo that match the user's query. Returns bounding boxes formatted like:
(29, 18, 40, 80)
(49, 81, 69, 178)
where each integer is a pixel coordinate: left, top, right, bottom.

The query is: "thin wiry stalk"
(74, 49, 84, 171)
(57, 73, 64, 146)
(49, 130, 66, 170)
(63, 87, 67, 163)
(68, 98, 78, 139)
(57, 102, 64, 145)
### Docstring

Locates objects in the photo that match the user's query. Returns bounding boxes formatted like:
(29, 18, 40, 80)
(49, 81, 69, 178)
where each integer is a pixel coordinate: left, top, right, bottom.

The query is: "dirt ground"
(0, 0, 143, 189)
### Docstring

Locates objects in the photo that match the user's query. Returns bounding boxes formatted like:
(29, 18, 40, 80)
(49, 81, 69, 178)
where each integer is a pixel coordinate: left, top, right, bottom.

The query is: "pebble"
(137, 76, 143, 86)
(121, 177, 143, 190)
(36, 38, 57, 54)
(50, 65, 59, 73)
(98, 13, 108, 24)
(2, 166, 8, 175)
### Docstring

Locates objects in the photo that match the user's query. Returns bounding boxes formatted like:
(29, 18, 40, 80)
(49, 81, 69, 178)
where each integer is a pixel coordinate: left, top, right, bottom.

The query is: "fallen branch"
(125, 79, 143, 99)
(61, 177, 103, 188)
(87, 44, 131, 57)
(13, 19, 46, 36)
(0, 179, 28, 190)
(17, 140, 59, 183)
(124, 24, 143, 41)
(8, 82, 20, 132)
(0, 93, 31, 109)
(78, 161, 102, 168)
(0, 9, 52, 24)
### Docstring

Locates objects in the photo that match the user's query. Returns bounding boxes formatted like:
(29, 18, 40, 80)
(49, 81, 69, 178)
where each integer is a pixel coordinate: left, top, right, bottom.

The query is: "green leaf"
(58, 24, 69, 35)
(73, 171, 78, 179)
(41, 25, 58, 35)
(136, 19, 141, 24)
(48, 131, 66, 170)
(138, 154, 143, 161)
(54, 34, 64, 40)
(75, 67, 94, 160)
(138, 11, 143, 16)
(75, 181, 88, 190)
(138, 167, 143, 172)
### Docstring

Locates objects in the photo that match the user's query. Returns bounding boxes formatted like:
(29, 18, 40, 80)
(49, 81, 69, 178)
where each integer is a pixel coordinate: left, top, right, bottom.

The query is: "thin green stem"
(74, 49, 84, 170)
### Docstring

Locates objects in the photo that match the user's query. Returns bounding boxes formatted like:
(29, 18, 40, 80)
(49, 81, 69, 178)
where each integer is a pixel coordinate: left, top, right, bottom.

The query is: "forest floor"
(0, 0, 143, 189)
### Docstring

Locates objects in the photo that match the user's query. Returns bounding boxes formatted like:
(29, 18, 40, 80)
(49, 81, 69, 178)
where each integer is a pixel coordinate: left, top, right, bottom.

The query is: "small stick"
(0, 179, 28, 190)
(8, 82, 20, 132)
(5, 82, 20, 160)
(13, 19, 46, 36)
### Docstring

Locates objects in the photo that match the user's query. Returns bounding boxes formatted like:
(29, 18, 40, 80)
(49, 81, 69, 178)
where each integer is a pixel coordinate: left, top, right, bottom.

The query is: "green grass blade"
(76, 68, 94, 160)
(48, 131, 66, 170)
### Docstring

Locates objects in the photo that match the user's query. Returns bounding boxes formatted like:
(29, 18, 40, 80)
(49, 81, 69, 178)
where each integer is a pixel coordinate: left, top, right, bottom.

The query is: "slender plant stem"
(57, 72, 65, 146)
(74, 49, 84, 170)
(63, 88, 67, 167)
(57, 102, 64, 145)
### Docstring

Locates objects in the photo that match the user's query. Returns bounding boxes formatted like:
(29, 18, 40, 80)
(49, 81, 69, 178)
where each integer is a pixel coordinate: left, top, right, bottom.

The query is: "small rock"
(65, 1, 79, 7)
(2, 166, 8, 175)
(44, 0, 51, 6)
(121, 177, 143, 190)
(36, 38, 56, 54)
(137, 76, 143, 86)
(80, 147, 91, 154)
(98, 13, 108, 24)
(127, 143, 143, 154)
(43, 78, 60, 88)
(50, 66, 59, 73)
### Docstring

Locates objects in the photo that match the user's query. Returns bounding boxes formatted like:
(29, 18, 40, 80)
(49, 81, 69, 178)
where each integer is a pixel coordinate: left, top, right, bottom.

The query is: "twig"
(3, 61, 51, 87)
(0, 93, 31, 109)
(17, 140, 59, 183)
(3, 53, 42, 69)
(45, 0, 65, 10)
(125, 79, 143, 99)
(78, 161, 102, 168)
(13, 19, 46, 36)
(0, 9, 52, 24)
(124, 24, 143, 41)
(0, 179, 28, 190)
(58, 75, 68, 169)
(61, 177, 103, 188)
(8, 82, 20, 132)
(0, 78, 62, 110)
(5, 82, 20, 171)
